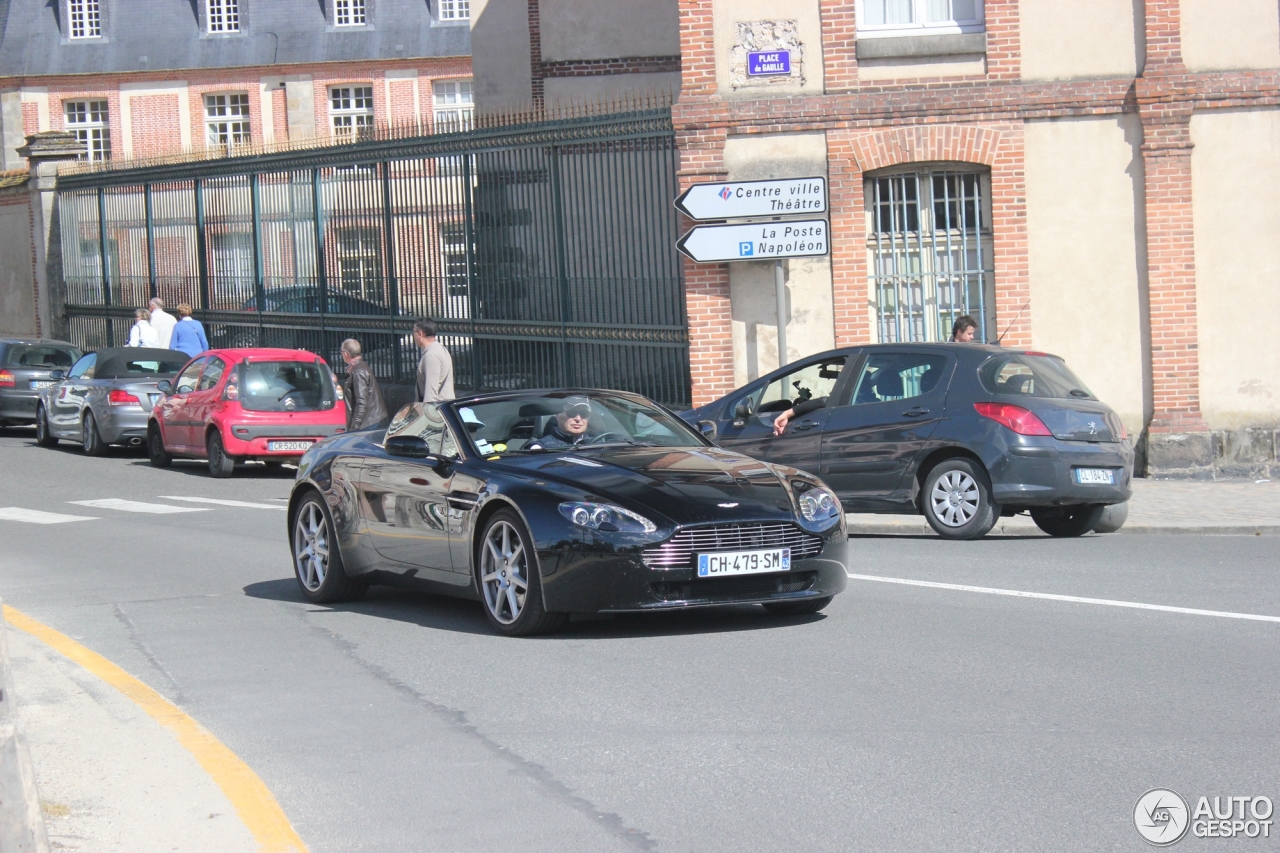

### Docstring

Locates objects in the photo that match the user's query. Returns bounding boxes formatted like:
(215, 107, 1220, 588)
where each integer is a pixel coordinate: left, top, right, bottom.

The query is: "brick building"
(473, 0, 1280, 477)
(0, 0, 474, 169)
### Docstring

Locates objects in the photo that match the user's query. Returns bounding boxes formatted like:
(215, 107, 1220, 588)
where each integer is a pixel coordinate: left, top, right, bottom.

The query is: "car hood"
(489, 445, 804, 526)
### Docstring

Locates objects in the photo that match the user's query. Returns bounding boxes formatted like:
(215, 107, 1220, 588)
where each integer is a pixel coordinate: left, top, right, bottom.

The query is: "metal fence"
(55, 108, 691, 406)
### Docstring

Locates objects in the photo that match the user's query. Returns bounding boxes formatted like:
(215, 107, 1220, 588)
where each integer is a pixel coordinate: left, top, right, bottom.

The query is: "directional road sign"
(676, 219, 829, 263)
(675, 177, 827, 221)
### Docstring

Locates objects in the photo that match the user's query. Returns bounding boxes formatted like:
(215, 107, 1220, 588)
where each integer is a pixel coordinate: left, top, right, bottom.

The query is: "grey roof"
(0, 0, 469, 77)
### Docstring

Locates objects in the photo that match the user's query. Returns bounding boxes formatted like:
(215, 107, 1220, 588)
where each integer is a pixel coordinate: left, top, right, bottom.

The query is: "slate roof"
(0, 0, 469, 77)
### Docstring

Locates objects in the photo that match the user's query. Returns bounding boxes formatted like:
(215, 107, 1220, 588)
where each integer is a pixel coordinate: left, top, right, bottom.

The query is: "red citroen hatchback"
(148, 348, 347, 477)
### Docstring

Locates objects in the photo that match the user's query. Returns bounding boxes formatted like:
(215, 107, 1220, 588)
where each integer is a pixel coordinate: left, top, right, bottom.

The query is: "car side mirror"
(156, 379, 173, 394)
(49, 369, 65, 381)
(733, 399, 754, 420)
(176, 383, 194, 394)
(696, 420, 717, 441)
(386, 435, 433, 459)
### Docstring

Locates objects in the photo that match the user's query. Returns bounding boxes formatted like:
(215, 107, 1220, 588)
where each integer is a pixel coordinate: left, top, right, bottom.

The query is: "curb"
(845, 517, 1280, 537)
(0, 598, 49, 853)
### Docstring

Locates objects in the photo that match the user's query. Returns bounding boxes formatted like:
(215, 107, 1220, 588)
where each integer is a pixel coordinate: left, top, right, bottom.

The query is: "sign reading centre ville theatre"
(674, 177, 827, 220)
(676, 220, 828, 263)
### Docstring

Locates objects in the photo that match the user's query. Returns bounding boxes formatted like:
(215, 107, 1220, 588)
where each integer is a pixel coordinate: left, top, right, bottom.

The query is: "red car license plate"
(268, 440, 314, 452)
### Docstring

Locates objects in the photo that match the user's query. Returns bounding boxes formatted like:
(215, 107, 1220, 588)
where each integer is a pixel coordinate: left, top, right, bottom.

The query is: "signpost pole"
(775, 258, 787, 367)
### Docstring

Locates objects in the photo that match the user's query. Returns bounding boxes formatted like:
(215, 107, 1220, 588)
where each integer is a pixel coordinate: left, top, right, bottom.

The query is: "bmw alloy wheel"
(480, 520, 528, 625)
(293, 501, 329, 592)
(930, 469, 979, 527)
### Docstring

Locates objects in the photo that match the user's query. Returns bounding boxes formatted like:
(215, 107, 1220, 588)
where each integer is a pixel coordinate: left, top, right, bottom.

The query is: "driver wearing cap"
(529, 396, 593, 450)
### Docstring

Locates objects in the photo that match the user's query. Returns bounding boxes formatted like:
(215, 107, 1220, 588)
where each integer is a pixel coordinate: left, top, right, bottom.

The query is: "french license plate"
(268, 440, 313, 452)
(29, 380, 55, 389)
(697, 548, 790, 578)
(1075, 468, 1115, 485)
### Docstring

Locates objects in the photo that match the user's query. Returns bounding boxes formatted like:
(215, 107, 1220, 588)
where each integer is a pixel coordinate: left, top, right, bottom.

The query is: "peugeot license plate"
(1075, 468, 1115, 485)
(268, 440, 313, 452)
(697, 548, 790, 578)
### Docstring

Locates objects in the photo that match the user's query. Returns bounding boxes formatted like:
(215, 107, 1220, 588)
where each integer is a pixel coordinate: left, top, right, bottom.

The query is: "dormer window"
(335, 0, 367, 27)
(68, 0, 102, 39)
(438, 0, 469, 22)
(207, 0, 240, 33)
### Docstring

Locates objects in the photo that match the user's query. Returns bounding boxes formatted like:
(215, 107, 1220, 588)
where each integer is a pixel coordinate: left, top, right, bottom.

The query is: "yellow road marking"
(3, 604, 308, 853)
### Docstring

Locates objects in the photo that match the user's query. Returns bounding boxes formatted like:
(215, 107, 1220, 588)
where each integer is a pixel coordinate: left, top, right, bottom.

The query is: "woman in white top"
(128, 308, 159, 347)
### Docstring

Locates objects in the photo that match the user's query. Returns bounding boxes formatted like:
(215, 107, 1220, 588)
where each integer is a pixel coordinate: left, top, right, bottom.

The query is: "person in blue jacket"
(169, 302, 209, 358)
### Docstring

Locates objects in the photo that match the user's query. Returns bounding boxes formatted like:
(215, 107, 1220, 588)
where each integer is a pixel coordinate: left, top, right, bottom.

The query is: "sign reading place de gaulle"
(676, 219, 829, 263)
(747, 50, 792, 76)
(674, 177, 827, 221)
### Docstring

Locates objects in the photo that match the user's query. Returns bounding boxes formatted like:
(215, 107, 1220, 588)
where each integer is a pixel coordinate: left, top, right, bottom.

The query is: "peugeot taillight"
(0, 370, 14, 388)
(974, 402, 1053, 436)
(108, 389, 141, 406)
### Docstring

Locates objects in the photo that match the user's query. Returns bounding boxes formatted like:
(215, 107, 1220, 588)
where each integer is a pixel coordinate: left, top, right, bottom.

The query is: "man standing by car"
(149, 297, 177, 349)
(340, 339, 388, 431)
(413, 318, 454, 403)
(169, 303, 209, 358)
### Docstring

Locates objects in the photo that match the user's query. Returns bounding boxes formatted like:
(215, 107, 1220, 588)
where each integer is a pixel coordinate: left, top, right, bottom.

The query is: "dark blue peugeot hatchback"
(682, 343, 1134, 540)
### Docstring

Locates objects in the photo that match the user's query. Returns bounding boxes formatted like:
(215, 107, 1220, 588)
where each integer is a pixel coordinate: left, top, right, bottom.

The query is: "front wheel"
(35, 405, 57, 448)
(207, 430, 235, 478)
(921, 459, 999, 540)
(476, 510, 566, 637)
(763, 596, 832, 615)
(1031, 504, 1106, 538)
(82, 411, 107, 456)
(148, 424, 172, 468)
(291, 493, 365, 603)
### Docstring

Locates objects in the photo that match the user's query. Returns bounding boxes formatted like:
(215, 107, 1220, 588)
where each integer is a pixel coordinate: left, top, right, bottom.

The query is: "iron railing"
(55, 108, 691, 407)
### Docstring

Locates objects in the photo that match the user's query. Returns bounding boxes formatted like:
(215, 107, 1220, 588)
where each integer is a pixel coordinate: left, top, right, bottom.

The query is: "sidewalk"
(846, 478, 1280, 536)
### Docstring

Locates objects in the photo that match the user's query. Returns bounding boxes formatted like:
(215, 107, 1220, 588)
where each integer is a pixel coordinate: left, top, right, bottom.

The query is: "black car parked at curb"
(288, 389, 848, 636)
(682, 343, 1134, 540)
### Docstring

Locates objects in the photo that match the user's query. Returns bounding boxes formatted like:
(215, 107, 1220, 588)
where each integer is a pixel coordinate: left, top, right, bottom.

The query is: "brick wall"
(130, 94, 181, 159)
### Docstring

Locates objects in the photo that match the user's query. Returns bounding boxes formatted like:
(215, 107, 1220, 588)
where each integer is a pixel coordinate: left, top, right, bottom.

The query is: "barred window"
(441, 223, 469, 298)
(867, 168, 994, 343)
(858, 0, 983, 35)
(64, 100, 111, 162)
(337, 228, 383, 301)
(438, 0, 469, 22)
(205, 93, 251, 152)
(334, 0, 366, 26)
(207, 0, 240, 33)
(68, 0, 101, 39)
(330, 86, 374, 138)
(432, 79, 473, 131)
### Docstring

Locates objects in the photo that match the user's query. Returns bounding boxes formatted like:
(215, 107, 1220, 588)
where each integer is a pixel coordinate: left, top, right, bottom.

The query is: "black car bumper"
(539, 525, 848, 613)
(985, 435, 1134, 508)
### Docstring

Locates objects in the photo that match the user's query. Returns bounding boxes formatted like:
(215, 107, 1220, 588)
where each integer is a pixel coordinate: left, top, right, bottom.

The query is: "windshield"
(97, 355, 189, 378)
(456, 392, 703, 455)
(978, 353, 1094, 399)
(237, 360, 336, 412)
(2, 344, 79, 369)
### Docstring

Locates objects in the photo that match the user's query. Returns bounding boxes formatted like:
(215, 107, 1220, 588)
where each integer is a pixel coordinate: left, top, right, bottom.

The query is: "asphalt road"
(1, 424, 1277, 852)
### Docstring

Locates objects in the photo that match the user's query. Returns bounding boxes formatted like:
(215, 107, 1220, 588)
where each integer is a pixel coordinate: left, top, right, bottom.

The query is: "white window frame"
(432, 79, 474, 131)
(334, 0, 367, 27)
(67, 0, 102, 39)
(330, 86, 375, 138)
(441, 223, 469, 298)
(206, 0, 240, 34)
(64, 100, 111, 162)
(336, 227, 383, 301)
(437, 0, 469, 22)
(205, 93, 252, 153)
(856, 0, 984, 38)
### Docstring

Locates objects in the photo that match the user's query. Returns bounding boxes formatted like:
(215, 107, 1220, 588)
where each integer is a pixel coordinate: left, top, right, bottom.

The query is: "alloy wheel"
(930, 469, 980, 527)
(480, 520, 528, 625)
(293, 501, 330, 592)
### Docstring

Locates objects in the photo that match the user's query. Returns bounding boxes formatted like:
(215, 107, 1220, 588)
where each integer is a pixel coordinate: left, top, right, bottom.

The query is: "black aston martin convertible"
(287, 389, 848, 635)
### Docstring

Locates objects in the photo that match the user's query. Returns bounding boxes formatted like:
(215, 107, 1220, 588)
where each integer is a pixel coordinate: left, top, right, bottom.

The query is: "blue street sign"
(739, 242, 754, 257)
(747, 51, 791, 76)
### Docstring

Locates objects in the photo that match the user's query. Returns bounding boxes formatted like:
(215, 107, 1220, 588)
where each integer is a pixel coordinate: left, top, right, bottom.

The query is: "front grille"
(641, 521, 824, 569)
(650, 572, 817, 602)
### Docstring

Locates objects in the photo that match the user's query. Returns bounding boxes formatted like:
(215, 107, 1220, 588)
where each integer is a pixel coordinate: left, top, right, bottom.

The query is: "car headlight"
(793, 482, 841, 528)
(558, 502, 656, 534)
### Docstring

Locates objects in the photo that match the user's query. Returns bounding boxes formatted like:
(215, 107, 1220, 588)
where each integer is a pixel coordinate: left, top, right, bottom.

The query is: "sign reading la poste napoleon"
(676, 220, 829, 263)
(675, 177, 827, 221)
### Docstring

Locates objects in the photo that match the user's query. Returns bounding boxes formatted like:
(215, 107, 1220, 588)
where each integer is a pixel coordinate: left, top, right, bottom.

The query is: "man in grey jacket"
(340, 339, 388, 430)
(413, 318, 455, 403)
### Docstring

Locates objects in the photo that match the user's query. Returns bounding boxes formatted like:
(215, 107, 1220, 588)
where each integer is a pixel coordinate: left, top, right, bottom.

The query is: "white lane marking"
(69, 499, 210, 515)
(846, 573, 1280, 624)
(159, 496, 288, 511)
(0, 507, 99, 524)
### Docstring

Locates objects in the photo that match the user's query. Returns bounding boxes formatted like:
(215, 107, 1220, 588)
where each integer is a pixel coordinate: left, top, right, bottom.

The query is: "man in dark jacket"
(340, 339, 388, 431)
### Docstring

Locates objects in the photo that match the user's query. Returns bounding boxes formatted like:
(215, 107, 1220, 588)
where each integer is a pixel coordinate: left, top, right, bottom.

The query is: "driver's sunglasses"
(565, 410, 590, 421)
